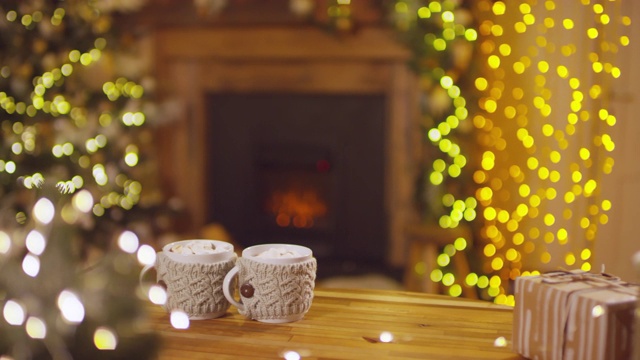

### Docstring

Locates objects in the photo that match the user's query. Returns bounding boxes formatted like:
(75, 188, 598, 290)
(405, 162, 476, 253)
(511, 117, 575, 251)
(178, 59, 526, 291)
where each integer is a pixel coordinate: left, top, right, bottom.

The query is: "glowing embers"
(266, 186, 328, 229)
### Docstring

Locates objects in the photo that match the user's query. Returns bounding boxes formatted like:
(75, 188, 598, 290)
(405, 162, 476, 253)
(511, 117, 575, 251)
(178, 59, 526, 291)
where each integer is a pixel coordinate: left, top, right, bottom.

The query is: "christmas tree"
(0, 0, 164, 358)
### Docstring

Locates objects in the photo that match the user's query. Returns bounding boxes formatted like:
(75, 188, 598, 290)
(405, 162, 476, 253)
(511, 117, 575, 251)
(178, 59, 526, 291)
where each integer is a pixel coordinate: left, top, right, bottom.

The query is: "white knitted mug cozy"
(236, 256, 317, 321)
(157, 252, 237, 318)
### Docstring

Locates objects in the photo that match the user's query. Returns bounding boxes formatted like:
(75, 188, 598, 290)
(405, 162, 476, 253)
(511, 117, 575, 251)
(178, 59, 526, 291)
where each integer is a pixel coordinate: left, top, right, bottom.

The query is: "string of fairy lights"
(472, 0, 629, 305)
(393, 0, 630, 304)
(391, 0, 481, 299)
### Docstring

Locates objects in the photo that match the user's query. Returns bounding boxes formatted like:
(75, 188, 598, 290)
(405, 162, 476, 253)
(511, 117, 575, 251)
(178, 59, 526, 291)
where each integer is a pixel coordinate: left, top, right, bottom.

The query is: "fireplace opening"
(255, 142, 336, 257)
(205, 92, 390, 279)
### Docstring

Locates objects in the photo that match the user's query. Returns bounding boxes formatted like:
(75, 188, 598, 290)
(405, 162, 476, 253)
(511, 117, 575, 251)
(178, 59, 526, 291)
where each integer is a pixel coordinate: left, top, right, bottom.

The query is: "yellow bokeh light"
(437, 253, 451, 267)
(26, 317, 47, 339)
(491, 257, 504, 270)
(442, 273, 455, 286)
(563, 19, 574, 29)
(454, 237, 467, 251)
(489, 275, 501, 288)
(488, 55, 501, 69)
(484, 244, 496, 257)
(449, 284, 462, 297)
(492, 1, 506, 15)
(94, 327, 118, 350)
(430, 269, 443, 282)
(565, 253, 576, 266)
(540, 252, 551, 264)
(466, 273, 479, 286)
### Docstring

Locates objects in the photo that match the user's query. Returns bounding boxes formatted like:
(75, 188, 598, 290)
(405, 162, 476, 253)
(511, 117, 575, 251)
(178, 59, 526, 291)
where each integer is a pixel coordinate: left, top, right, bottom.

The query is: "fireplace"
(152, 26, 417, 276)
(205, 92, 388, 277)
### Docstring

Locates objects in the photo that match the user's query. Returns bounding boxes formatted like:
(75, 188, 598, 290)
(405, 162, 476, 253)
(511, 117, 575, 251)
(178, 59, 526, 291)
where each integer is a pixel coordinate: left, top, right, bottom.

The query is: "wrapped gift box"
(513, 270, 638, 360)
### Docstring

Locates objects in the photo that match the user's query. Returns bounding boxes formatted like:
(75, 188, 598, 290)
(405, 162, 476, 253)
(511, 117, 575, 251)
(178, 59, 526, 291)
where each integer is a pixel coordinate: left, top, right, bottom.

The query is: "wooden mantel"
(152, 25, 420, 267)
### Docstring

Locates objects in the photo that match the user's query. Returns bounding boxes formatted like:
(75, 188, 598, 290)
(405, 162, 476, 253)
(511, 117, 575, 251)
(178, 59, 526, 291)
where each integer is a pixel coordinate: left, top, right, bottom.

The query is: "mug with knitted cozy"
(222, 243, 317, 323)
(140, 239, 237, 320)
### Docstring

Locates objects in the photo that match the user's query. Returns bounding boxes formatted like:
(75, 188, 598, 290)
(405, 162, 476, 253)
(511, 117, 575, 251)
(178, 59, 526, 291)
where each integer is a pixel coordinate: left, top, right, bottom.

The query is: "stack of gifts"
(513, 270, 638, 360)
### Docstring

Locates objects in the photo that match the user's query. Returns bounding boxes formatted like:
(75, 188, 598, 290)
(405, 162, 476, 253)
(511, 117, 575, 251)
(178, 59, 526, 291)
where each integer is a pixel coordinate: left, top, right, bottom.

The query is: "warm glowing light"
(22, 254, 40, 277)
(137, 244, 156, 266)
(57, 290, 85, 323)
(437, 253, 450, 267)
(148, 285, 167, 305)
(283, 351, 301, 360)
(33, 198, 55, 224)
(25, 230, 46, 255)
(118, 230, 139, 254)
(124, 153, 139, 167)
(449, 284, 462, 297)
(73, 190, 94, 213)
(94, 327, 118, 350)
(379, 331, 394, 343)
(494, 336, 508, 347)
(0, 231, 10, 254)
(591, 305, 605, 318)
(267, 188, 327, 229)
(25, 317, 47, 339)
(3, 300, 25, 325)
(170, 310, 190, 329)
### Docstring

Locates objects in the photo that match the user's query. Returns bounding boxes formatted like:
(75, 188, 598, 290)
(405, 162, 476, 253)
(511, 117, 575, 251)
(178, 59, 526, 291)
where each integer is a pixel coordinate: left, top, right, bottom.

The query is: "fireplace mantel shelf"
(148, 288, 519, 359)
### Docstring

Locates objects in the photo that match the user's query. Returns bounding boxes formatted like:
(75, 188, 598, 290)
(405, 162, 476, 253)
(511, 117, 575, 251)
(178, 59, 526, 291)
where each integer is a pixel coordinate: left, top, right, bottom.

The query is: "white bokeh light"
(72, 189, 94, 213)
(25, 316, 47, 339)
(379, 331, 394, 343)
(137, 245, 156, 266)
(3, 300, 25, 326)
(22, 254, 40, 277)
(494, 336, 507, 348)
(170, 310, 189, 329)
(33, 198, 55, 224)
(148, 285, 167, 305)
(117, 230, 139, 254)
(25, 230, 46, 255)
(5, 161, 16, 173)
(0, 231, 11, 254)
(57, 290, 85, 324)
(592, 305, 605, 318)
(283, 351, 301, 360)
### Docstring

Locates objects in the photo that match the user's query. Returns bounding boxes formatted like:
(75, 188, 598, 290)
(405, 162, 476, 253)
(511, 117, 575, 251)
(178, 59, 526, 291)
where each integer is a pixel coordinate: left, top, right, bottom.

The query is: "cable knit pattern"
(157, 252, 237, 318)
(237, 257, 317, 321)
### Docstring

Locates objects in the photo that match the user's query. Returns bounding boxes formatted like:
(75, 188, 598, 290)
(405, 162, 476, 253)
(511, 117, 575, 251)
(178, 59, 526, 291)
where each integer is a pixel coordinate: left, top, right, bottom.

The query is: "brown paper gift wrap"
(513, 271, 638, 360)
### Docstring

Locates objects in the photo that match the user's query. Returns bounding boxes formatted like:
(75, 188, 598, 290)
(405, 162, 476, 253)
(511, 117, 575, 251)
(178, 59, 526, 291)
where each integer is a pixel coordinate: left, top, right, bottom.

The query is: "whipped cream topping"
(254, 247, 303, 259)
(169, 241, 226, 255)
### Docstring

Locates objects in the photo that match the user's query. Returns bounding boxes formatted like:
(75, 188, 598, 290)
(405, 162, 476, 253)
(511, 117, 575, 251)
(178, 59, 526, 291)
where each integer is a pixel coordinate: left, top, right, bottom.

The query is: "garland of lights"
(390, 0, 630, 303)
(472, 0, 629, 305)
(390, 0, 480, 298)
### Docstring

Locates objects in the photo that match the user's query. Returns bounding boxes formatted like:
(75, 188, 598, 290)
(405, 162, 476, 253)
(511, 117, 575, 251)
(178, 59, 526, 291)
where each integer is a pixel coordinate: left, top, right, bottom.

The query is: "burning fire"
(267, 189, 327, 228)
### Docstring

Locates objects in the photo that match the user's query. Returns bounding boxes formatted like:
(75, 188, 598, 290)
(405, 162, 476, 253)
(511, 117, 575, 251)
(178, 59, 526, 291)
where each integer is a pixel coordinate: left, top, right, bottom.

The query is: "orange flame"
(267, 189, 328, 228)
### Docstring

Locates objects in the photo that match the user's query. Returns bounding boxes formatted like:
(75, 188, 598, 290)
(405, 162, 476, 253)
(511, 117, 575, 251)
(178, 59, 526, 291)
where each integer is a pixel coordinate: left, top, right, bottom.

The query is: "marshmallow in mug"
(254, 247, 303, 259)
(169, 240, 226, 255)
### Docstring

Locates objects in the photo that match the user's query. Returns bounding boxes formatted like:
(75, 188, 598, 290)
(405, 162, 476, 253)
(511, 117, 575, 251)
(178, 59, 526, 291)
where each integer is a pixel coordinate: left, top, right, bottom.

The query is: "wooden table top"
(148, 288, 524, 360)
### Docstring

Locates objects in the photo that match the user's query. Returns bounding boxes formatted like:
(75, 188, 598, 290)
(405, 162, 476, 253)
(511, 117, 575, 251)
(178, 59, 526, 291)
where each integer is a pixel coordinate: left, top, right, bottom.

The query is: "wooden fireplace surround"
(152, 26, 420, 266)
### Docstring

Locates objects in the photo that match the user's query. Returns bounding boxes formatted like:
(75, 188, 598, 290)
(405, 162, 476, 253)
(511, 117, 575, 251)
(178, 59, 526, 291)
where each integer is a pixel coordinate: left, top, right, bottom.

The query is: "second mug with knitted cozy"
(140, 239, 237, 320)
(222, 243, 317, 323)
